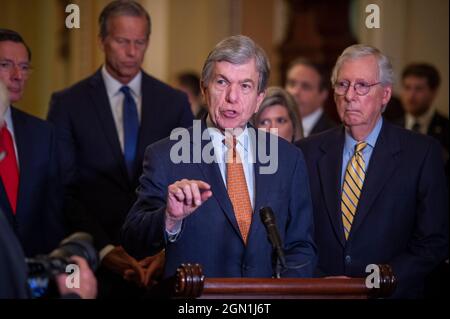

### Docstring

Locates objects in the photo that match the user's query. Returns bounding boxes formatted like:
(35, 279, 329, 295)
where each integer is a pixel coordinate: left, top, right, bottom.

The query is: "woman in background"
(253, 86, 303, 143)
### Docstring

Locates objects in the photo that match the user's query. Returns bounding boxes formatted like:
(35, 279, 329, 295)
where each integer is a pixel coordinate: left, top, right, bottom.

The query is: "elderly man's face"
(203, 59, 265, 131)
(334, 55, 391, 134)
(100, 15, 149, 84)
(0, 41, 30, 104)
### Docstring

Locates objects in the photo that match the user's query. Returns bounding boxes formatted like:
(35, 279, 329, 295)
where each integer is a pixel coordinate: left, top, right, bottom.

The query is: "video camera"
(25, 232, 98, 298)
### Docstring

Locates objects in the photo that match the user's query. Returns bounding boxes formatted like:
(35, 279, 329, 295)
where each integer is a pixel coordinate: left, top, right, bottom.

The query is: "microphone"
(259, 207, 287, 276)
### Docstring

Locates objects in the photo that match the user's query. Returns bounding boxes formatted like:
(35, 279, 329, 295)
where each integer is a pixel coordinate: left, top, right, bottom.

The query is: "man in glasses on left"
(0, 29, 66, 258)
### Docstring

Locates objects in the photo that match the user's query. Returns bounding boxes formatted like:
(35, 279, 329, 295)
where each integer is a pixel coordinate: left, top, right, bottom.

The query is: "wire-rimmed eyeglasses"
(334, 80, 381, 96)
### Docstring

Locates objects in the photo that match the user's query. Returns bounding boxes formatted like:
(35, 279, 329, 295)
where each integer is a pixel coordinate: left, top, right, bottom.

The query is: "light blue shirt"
(340, 117, 383, 189)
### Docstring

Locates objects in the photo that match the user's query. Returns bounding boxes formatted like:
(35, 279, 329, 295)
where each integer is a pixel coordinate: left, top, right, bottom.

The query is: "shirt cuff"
(166, 220, 182, 242)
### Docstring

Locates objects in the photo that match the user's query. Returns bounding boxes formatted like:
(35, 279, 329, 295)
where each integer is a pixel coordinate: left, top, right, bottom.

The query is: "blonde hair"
(252, 86, 303, 142)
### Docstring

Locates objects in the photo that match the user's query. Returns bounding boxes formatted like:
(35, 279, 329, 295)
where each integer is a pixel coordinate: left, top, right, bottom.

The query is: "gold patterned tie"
(225, 136, 253, 244)
(341, 141, 368, 240)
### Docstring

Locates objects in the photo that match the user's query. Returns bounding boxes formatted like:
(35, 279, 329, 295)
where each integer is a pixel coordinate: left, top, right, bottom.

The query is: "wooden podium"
(149, 263, 396, 299)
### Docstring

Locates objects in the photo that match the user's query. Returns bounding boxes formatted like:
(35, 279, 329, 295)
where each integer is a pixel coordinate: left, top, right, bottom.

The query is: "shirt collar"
(3, 105, 14, 134)
(206, 115, 250, 152)
(405, 106, 435, 130)
(344, 117, 383, 154)
(302, 107, 323, 137)
(101, 65, 142, 99)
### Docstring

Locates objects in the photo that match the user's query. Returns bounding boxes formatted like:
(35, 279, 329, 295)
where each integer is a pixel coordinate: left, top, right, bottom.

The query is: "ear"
(98, 36, 105, 52)
(381, 85, 392, 106)
(200, 81, 208, 100)
(254, 90, 266, 113)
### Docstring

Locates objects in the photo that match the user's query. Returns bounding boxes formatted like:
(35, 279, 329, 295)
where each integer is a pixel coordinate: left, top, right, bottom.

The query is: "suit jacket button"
(345, 255, 352, 265)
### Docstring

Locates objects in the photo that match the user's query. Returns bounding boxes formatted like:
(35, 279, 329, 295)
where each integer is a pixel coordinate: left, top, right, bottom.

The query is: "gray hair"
(201, 35, 270, 94)
(331, 44, 394, 86)
(252, 86, 304, 142)
(99, 0, 151, 40)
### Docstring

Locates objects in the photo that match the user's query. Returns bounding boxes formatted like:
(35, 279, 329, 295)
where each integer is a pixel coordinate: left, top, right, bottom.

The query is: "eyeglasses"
(0, 60, 32, 77)
(334, 80, 381, 96)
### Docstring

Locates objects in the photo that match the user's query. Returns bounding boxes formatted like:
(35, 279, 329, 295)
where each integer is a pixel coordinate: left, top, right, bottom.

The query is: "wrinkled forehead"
(213, 59, 259, 81)
(337, 56, 379, 82)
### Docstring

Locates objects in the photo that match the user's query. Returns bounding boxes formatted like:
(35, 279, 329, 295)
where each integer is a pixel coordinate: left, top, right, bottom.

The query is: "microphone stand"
(272, 246, 287, 279)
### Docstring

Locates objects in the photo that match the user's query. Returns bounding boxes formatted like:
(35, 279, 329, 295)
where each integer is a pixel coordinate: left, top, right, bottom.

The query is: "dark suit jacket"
(0, 209, 29, 298)
(396, 111, 449, 154)
(0, 107, 65, 257)
(47, 69, 193, 251)
(309, 111, 337, 136)
(297, 120, 448, 298)
(121, 122, 317, 278)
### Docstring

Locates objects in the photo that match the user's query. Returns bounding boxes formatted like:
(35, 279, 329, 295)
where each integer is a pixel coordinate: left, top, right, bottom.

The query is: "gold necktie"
(225, 137, 253, 244)
(341, 141, 367, 240)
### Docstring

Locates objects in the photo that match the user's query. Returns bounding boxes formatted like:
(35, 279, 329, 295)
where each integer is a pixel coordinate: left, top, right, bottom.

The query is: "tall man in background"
(285, 58, 336, 137)
(47, 0, 193, 297)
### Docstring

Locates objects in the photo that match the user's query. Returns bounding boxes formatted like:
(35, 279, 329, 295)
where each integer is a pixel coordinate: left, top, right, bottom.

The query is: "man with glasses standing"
(0, 29, 65, 257)
(297, 44, 448, 298)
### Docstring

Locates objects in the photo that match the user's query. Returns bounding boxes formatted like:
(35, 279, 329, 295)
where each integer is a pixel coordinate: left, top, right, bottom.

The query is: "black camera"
(25, 232, 98, 298)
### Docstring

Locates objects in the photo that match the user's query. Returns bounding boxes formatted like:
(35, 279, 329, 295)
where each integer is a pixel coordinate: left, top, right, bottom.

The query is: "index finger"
(190, 180, 211, 191)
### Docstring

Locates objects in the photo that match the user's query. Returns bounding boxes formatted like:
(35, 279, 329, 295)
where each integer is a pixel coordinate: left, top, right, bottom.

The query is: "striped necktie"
(341, 141, 367, 240)
(225, 136, 253, 244)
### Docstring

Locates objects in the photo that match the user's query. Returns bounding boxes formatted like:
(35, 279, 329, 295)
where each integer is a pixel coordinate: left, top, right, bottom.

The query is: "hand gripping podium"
(149, 263, 396, 299)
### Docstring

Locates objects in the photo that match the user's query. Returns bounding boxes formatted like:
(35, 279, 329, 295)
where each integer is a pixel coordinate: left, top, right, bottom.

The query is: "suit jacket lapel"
(252, 128, 273, 239)
(88, 70, 129, 184)
(194, 120, 243, 241)
(0, 181, 15, 228)
(318, 127, 346, 247)
(10, 108, 32, 223)
(135, 73, 157, 183)
(350, 122, 400, 236)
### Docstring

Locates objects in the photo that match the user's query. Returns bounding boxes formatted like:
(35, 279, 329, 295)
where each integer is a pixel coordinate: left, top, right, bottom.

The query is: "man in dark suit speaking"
(121, 35, 317, 278)
(47, 0, 193, 296)
(297, 44, 448, 298)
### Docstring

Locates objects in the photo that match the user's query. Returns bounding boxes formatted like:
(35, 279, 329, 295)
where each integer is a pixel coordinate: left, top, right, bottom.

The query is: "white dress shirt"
(302, 107, 324, 138)
(1, 106, 19, 167)
(405, 107, 435, 135)
(101, 65, 142, 153)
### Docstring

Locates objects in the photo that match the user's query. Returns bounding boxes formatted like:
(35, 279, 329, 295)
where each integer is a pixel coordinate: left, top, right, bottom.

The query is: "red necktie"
(0, 124, 19, 214)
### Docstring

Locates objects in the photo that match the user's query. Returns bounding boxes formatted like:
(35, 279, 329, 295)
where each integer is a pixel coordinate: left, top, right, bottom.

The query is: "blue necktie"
(120, 86, 139, 178)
